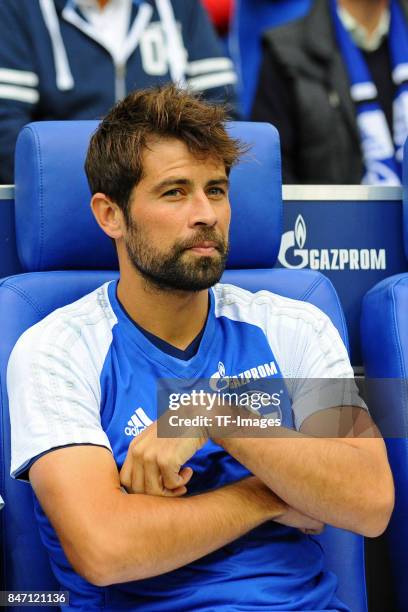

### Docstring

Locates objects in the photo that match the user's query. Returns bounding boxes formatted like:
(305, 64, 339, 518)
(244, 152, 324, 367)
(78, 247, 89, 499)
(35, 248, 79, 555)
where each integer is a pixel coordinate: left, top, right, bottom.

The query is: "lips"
(188, 245, 218, 255)
(183, 238, 222, 254)
(190, 241, 218, 249)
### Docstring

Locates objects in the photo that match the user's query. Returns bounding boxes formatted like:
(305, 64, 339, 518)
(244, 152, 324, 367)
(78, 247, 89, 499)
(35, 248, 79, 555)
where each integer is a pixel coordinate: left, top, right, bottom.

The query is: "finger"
(119, 454, 133, 492)
(302, 526, 325, 535)
(130, 458, 145, 493)
(157, 468, 192, 496)
(178, 466, 193, 485)
(161, 485, 188, 497)
(161, 469, 193, 495)
(160, 462, 185, 490)
(120, 439, 146, 493)
(144, 457, 164, 496)
(310, 522, 324, 533)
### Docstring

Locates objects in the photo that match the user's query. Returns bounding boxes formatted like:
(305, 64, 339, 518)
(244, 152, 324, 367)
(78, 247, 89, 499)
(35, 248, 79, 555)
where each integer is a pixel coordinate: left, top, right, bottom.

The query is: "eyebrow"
(207, 178, 230, 188)
(152, 177, 229, 194)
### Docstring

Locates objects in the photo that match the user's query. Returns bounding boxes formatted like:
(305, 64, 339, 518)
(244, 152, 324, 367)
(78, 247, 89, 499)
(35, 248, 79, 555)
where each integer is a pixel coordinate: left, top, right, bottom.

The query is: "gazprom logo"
(278, 214, 386, 271)
(209, 360, 278, 391)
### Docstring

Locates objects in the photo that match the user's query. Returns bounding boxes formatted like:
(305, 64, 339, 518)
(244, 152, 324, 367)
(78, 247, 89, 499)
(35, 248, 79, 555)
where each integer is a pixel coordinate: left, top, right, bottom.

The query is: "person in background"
(0, 0, 237, 184)
(252, 0, 408, 185)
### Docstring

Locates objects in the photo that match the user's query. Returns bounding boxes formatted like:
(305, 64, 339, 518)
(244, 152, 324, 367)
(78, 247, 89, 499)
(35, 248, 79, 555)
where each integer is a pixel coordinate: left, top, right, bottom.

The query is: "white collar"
(69, 0, 133, 64)
(337, 5, 390, 51)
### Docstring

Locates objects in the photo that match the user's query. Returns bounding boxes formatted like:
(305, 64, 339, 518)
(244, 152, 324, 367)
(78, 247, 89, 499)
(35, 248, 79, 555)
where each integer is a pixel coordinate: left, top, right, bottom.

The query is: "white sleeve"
(265, 299, 367, 431)
(7, 320, 112, 480)
(287, 311, 367, 430)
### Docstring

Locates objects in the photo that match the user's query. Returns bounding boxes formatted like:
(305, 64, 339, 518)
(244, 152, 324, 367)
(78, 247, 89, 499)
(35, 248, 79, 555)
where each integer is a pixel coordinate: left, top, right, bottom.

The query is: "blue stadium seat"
(360, 138, 408, 612)
(229, 0, 312, 117)
(0, 120, 366, 611)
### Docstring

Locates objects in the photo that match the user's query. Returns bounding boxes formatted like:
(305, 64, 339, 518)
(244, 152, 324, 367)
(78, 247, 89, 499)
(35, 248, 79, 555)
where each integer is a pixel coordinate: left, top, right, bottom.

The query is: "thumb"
(178, 466, 194, 485)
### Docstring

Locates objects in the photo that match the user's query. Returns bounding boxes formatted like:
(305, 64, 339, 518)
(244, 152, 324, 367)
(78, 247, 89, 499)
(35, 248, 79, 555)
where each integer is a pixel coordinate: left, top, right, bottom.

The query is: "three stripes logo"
(124, 407, 153, 437)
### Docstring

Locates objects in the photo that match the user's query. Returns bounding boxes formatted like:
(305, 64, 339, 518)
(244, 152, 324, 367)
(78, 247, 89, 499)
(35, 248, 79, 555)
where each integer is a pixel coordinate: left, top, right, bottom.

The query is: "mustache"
(178, 231, 227, 251)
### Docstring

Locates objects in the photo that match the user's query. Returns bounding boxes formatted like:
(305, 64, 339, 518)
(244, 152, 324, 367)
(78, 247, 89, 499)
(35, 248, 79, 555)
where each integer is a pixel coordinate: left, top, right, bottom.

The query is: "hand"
(120, 420, 207, 496)
(274, 505, 325, 535)
(235, 477, 324, 534)
(233, 476, 287, 522)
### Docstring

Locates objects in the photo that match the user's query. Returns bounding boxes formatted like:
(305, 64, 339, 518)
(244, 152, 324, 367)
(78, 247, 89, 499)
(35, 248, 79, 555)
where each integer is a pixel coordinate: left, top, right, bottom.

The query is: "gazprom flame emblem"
(295, 215, 306, 249)
(218, 362, 226, 377)
(278, 214, 309, 269)
(209, 361, 230, 391)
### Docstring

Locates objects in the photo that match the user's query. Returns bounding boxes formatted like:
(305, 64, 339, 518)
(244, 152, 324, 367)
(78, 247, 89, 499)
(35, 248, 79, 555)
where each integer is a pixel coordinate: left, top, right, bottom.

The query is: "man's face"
(123, 137, 231, 292)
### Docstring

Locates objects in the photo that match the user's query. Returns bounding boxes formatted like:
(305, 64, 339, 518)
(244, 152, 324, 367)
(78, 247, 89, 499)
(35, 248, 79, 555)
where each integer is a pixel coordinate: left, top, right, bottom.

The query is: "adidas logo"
(124, 407, 153, 436)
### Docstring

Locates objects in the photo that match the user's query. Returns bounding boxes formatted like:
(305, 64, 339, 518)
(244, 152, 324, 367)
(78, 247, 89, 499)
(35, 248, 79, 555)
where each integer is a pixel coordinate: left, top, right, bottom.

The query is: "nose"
(188, 190, 218, 227)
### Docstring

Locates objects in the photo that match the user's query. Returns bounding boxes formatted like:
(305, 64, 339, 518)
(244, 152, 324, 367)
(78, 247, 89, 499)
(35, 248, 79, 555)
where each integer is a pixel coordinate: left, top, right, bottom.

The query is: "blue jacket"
(0, 0, 237, 183)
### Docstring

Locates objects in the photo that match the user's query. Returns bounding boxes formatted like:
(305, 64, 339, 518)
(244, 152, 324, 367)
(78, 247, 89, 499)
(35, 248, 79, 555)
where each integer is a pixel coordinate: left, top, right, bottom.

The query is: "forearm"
(215, 433, 393, 536)
(94, 477, 285, 585)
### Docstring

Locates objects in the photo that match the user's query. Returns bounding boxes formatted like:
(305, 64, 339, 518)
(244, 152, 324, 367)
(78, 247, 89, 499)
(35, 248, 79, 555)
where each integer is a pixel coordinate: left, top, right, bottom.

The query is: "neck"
(98, 0, 109, 9)
(117, 273, 210, 351)
(339, 0, 389, 35)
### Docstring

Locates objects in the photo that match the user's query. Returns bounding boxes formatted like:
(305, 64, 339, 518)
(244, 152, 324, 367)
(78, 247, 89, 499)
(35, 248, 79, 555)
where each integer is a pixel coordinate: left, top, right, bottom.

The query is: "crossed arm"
(30, 444, 310, 586)
(216, 408, 394, 537)
(119, 404, 394, 537)
(30, 404, 394, 587)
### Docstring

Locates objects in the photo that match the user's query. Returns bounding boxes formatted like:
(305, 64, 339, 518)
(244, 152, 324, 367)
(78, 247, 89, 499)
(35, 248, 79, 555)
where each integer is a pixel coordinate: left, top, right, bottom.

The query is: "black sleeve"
(250, 40, 298, 184)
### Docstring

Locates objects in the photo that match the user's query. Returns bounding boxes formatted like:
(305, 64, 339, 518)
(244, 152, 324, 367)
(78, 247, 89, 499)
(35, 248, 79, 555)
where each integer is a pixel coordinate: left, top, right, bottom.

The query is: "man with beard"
(8, 85, 393, 611)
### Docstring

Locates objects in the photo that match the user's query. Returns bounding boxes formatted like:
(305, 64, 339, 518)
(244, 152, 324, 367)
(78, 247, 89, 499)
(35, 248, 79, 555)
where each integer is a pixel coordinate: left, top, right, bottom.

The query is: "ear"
(91, 193, 124, 240)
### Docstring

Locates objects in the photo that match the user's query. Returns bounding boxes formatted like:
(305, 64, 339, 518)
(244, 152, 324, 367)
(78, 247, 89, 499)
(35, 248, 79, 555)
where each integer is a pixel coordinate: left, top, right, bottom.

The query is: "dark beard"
(124, 219, 229, 292)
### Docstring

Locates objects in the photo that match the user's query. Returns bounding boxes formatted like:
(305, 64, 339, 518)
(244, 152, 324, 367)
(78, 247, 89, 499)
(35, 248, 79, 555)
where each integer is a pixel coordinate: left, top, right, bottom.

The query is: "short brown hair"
(85, 85, 246, 223)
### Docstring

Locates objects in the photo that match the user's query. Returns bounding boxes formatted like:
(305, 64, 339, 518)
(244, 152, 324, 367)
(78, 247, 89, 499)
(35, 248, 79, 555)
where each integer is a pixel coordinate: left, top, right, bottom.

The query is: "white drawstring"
(39, 0, 74, 91)
(39, 0, 186, 92)
(155, 0, 187, 88)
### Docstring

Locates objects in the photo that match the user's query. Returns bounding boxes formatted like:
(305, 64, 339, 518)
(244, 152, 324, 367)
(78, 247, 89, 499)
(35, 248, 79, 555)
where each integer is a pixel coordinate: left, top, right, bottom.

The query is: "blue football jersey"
(9, 280, 363, 610)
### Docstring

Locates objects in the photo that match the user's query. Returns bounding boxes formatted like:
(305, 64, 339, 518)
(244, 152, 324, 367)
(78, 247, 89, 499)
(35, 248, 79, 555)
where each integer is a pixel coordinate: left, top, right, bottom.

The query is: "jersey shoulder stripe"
(212, 282, 351, 380)
(9, 281, 117, 363)
(7, 282, 117, 478)
(213, 282, 331, 331)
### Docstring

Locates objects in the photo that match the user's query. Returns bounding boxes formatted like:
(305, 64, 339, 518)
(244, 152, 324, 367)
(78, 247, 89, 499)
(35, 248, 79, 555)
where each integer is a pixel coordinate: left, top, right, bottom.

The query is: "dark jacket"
(0, 0, 237, 183)
(251, 0, 408, 184)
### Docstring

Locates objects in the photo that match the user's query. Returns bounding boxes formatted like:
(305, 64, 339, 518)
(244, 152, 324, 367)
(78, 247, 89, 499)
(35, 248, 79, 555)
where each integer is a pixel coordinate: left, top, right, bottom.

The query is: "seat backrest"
(360, 138, 408, 610)
(1, 120, 366, 611)
(229, 0, 312, 117)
